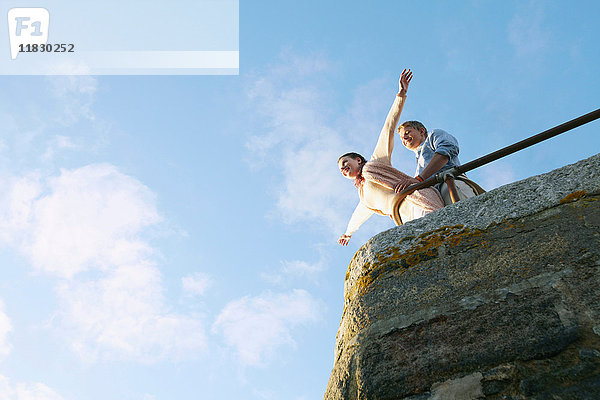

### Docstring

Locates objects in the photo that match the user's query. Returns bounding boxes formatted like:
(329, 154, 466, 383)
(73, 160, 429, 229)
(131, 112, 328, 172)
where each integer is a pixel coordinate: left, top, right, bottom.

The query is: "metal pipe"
(399, 107, 600, 197)
(456, 107, 600, 176)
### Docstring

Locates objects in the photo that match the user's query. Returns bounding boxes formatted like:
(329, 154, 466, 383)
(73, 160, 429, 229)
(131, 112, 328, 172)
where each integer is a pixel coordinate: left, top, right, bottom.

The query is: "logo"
(7, 8, 50, 60)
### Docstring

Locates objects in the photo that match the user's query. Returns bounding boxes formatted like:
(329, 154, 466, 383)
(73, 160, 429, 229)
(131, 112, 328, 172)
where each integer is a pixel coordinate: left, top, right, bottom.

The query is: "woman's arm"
(338, 202, 374, 246)
(371, 69, 412, 163)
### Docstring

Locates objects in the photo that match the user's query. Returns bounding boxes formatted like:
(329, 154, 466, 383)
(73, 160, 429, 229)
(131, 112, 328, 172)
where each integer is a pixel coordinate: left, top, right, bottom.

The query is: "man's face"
(399, 125, 426, 151)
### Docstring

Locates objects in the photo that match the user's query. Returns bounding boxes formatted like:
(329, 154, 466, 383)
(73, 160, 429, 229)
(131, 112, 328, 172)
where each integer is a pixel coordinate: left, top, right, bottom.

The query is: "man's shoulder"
(428, 129, 458, 142)
(429, 128, 452, 137)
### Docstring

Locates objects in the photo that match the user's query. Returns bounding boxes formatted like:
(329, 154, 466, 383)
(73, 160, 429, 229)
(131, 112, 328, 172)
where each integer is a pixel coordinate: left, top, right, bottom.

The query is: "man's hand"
(398, 69, 413, 96)
(338, 234, 351, 246)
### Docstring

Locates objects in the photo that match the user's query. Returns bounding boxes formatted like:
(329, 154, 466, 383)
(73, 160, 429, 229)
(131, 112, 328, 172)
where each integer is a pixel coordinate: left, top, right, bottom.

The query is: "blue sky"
(0, 1, 599, 399)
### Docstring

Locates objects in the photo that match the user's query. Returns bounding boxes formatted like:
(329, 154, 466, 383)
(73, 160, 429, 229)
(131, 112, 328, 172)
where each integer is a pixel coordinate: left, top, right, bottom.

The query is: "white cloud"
(0, 112, 19, 137)
(281, 260, 323, 277)
(24, 164, 160, 278)
(245, 52, 378, 235)
(0, 164, 207, 363)
(181, 272, 212, 296)
(245, 72, 335, 164)
(341, 78, 393, 150)
(252, 388, 277, 400)
(213, 289, 321, 366)
(508, 1, 549, 61)
(0, 173, 42, 247)
(273, 134, 351, 231)
(261, 259, 325, 285)
(55, 264, 206, 363)
(0, 301, 12, 359)
(0, 76, 106, 166)
(0, 375, 66, 400)
(474, 161, 516, 191)
(42, 136, 79, 160)
(45, 75, 98, 125)
(252, 389, 309, 400)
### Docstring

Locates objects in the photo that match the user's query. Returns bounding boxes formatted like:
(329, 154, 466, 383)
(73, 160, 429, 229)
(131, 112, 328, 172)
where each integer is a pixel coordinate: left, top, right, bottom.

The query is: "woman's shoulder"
(367, 156, 392, 166)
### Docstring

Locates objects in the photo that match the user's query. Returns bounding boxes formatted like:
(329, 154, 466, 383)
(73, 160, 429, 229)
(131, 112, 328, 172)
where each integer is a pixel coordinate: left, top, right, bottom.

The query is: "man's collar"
(414, 140, 426, 153)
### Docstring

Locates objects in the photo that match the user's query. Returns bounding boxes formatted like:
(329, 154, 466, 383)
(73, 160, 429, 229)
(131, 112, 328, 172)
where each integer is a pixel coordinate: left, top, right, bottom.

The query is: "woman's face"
(338, 156, 363, 179)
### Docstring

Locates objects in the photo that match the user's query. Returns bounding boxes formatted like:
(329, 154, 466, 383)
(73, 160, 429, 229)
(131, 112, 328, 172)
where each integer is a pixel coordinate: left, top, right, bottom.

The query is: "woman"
(338, 69, 444, 246)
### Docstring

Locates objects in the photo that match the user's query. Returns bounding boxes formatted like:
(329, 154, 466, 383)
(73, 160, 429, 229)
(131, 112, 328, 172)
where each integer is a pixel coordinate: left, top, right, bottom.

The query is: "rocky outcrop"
(325, 153, 600, 399)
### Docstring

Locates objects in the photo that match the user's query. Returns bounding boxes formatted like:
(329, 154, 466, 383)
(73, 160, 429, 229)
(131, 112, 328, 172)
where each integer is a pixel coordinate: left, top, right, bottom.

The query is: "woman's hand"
(398, 69, 413, 97)
(394, 177, 419, 193)
(338, 234, 351, 246)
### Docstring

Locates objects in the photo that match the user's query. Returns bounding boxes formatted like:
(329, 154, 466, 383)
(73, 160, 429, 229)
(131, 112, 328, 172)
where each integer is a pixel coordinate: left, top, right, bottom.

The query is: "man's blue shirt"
(414, 129, 462, 177)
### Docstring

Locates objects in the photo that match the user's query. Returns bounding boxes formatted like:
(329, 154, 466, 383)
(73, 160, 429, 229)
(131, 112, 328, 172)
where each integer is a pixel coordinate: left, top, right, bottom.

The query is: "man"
(396, 121, 481, 205)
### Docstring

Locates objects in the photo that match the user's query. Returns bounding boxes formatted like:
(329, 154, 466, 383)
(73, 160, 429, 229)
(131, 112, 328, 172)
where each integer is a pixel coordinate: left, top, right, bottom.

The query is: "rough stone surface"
(324, 153, 600, 400)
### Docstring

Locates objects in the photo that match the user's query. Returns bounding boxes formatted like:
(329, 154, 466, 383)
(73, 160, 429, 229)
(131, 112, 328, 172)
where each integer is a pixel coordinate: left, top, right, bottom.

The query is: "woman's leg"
(398, 200, 428, 223)
(439, 181, 477, 205)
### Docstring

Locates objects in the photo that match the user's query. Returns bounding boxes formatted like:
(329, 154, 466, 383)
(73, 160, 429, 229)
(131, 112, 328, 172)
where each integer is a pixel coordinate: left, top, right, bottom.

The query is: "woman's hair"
(338, 152, 367, 164)
(398, 120, 428, 137)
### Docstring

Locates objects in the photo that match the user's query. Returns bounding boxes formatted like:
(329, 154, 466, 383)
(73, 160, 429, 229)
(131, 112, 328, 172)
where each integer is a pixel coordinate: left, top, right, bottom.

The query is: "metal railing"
(399, 108, 600, 202)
